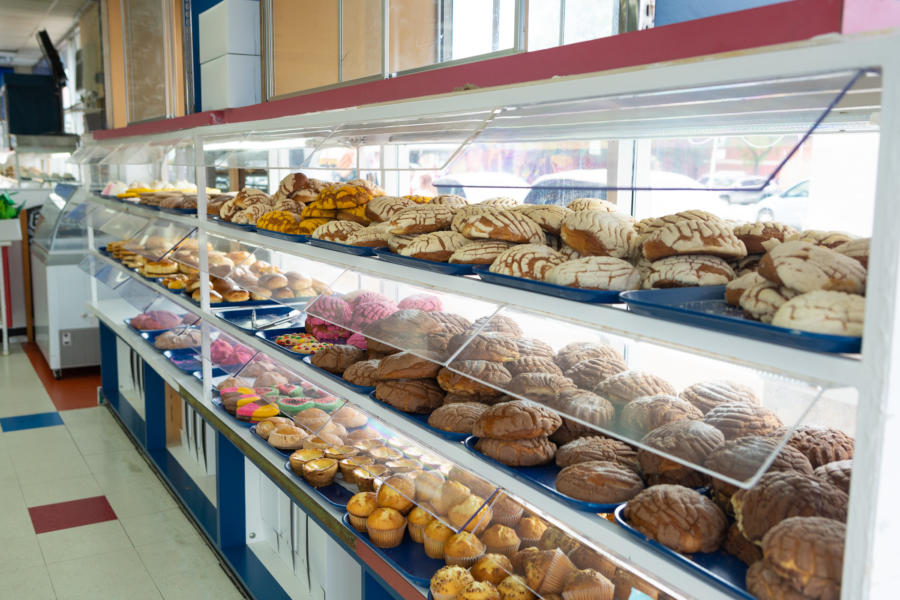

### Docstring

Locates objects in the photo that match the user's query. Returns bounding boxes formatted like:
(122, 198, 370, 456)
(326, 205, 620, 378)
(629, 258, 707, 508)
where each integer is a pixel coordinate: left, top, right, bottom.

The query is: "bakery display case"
(70, 32, 900, 600)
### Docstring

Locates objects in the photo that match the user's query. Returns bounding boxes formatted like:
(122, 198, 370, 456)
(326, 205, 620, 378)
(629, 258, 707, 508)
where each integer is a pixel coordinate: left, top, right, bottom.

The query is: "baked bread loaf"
(437, 361, 512, 396)
(544, 256, 642, 290)
(635, 209, 724, 237)
(745, 560, 808, 600)
(310, 345, 365, 374)
(365, 196, 415, 222)
(702, 401, 783, 440)
(388, 205, 455, 234)
(374, 379, 445, 413)
(643, 255, 736, 288)
(457, 209, 545, 244)
(813, 460, 851, 493)
(344, 223, 392, 247)
(833, 237, 869, 268)
(375, 352, 440, 380)
(545, 389, 616, 444)
(342, 359, 380, 386)
(619, 395, 704, 437)
(448, 240, 515, 265)
(784, 425, 854, 469)
(449, 332, 519, 363)
(399, 231, 470, 261)
(788, 230, 854, 249)
(489, 244, 566, 280)
(731, 471, 848, 542)
(639, 419, 725, 487)
(740, 281, 799, 323)
(516, 204, 570, 235)
(725, 271, 768, 306)
(643, 219, 748, 261)
(679, 380, 759, 415)
(507, 373, 576, 402)
(592, 370, 676, 408)
(554, 342, 624, 373)
(506, 357, 563, 377)
(771, 290, 865, 335)
(733, 222, 798, 254)
(760, 516, 845, 598)
(568, 198, 617, 212)
(475, 436, 556, 466)
(564, 356, 628, 390)
(758, 241, 866, 294)
(560, 210, 636, 258)
(623, 484, 728, 553)
(555, 436, 639, 471)
(556, 460, 644, 503)
(428, 403, 490, 434)
(473, 400, 562, 440)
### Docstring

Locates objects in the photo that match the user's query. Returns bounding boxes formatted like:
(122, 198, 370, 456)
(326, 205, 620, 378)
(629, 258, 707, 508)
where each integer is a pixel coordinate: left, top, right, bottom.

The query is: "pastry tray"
(256, 327, 322, 358)
(98, 245, 112, 258)
(255, 228, 311, 243)
(158, 205, 198, 216)
(341, 514, 444, 586)
(472, 266, 624, 303)
(368, 392, 468, 441)
(215, 305, 306, 332)
(124, 318, 175, 337)
(308, 238, 377, 256)
(181, 291, 280, 309)
(301, 356, 377, 395)
(210, 215, 257, 232)
(372, 248, 474, 275)
(462, 436, 623, 513)
(163, 351, 244, 374)
(209, 396, 254, 428)
(613, 505, 753, 600)
(619, 286, 862, 353)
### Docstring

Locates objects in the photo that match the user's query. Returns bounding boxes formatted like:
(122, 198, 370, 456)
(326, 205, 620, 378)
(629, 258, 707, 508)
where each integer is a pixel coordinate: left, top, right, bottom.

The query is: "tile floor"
(0, 343, 248, 600)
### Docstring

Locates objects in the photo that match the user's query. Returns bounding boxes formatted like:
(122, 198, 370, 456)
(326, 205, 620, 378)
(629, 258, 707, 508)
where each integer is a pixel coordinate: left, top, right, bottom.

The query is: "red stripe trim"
(93, 0, 842, 141)
(354, 540, 425, 600)
(22, 341, 101, 410)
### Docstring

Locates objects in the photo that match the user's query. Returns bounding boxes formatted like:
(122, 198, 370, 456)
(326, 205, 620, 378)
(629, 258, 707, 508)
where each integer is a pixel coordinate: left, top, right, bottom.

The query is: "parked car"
(432, 172, 530, 203)
(718, 176, 780, 205)
(698, 170, 748, 187)
(750, 180, 810, 229)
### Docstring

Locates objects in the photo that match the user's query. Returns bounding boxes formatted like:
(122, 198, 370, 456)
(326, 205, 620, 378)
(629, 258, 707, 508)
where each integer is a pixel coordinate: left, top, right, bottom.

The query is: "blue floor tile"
(0, 411, 64, 432)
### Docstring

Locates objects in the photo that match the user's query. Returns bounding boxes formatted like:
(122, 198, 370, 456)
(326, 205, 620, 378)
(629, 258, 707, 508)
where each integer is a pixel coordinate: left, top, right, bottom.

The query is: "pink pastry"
(345, 290, 391, 306)
(210, 339, 233, 364)
(305, 295, 353, 339)
(346, 333, 368, 350)
(130, 310, 182, 330)
(305, 316, 350, 341)
(397, 293, 443, 312)
(349, 300, 398, 331)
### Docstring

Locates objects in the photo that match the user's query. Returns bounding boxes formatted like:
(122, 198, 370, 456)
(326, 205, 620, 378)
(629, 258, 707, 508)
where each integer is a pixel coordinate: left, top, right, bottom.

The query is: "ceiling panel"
(0, 0, 88, 66)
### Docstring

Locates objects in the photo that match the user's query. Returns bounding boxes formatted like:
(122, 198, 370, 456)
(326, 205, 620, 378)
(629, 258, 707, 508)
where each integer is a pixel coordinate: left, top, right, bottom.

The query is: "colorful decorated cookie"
(237, 401, 280, 422)
(275, 332, 317, 347)
(220, 387, 258, 413)
(290, 339, 332, 354)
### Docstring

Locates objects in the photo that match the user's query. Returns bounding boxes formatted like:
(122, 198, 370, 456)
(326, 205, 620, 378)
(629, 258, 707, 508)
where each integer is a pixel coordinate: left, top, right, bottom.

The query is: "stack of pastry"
(218, 188, 277, 225)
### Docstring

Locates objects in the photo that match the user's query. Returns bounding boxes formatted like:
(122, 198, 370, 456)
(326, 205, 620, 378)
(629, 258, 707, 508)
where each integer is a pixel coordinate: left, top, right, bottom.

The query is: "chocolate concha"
(724, 522, 762, 566)
(642, 219, 748, 262)
(555, 436, 639, 472)
(387, 204, 455, 234)
(428, 403, 490, 434)
(399, 230, 470, 261)
(619, 395, 704, 438)
(679, 381, 760, 415)
(702, 401, 783, 440)
(374, 379, 445, 414)
(565, 356, 629, 390)
(513, 338, 555, 360)
(623, 484, 728, 553)
(555, 342, 625, 373)
(468, 315, 523, 338)
(516, 204, 571, 235)
(507, 372, 577, 403)
(746, 561, 808, 600)
(437, 360, 511, 396)
(545, 389, 616, 445)
(429, 312, 473, 336)
(555, 460, 645, 504)
(761, 516, 845, 598)
(731, 471, 848, 542)
(475, 436, 557, 467)
(784, 425, 854, 469)
(733, 221, 798, 255)
(472, 400, 563, 440)
(505, 357, 564, 377)
(458, 209, 546, 244)
(813, 460, 852, 494)
(592, 371, 676, 408)
(448, 332, 520, 362)
(638, 420, 725, 487)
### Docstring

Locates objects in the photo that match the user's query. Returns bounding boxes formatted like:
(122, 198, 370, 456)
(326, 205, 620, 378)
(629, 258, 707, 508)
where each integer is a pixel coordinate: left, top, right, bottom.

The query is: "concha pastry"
(316, 180, 380, 209)
(475, 436, 557, 467)
(448, 240, 515, 264)
(507, 373, 577, 403)
(555, 436, 639, 471)
(635, 209, 724, 237)
(733, 222, 798, 254)
(388, 205, 455, 234)
(642, 219, 748, 262)
(771, 291, 865, 336)
(256, 210, 303, 234)
(545, 389, 616, 444)
(643, 254, 735, 288)
(813, 460, 852, 494)
(745, 561, 809, 600)
(833, 237, 869, 268)
(457, 209, 546, 244)
(560, 210, 637, 258)
(723, 522, 762, 566)
(725, 271, 768, 306)
(619, 395, 704, 437)
(451, 206, 494, 233)
(437, 360, 512, 396)
(515, 204, 571, 234)
(555, 460, 645, 503)
(564, 355, 628, 390)
(638, 420, 725, 487)
(312, 220, 364, 242)
(623, 484, 728, 553)
(592, 370, 676, 408)
(489, 244, 566, 280)
(702, 402, 783, 440)
(472, 400, 563, 440)
(431, 194, 468, 207)
(740, 281, 799, 323)
(567, 198, 618, 212)
(365, 196, 415, 222)
(374, 379, 445, 413)
(231, 204, 270, 224)
(468, 314, 522, 337)
(679, 381, 759, 415)
(757, 241, 866, 294)
(788, 230, 855, 249)
(784, 425, 854, 469)
(399, 231, 470, 261)
(544, 256, 642, 290)
(448, 332, 520, 363)
(272, 172, 311, 202)
(427, 402, 490, 434)
(760, 516, 845, 600)
(505, 357, 564, 377)
(555, 342, 624, 373)
(387, 234, 417, 253)
(344, 223, 392, 247)
(479, 197, 519, 207)
(512, 338, 554, 360)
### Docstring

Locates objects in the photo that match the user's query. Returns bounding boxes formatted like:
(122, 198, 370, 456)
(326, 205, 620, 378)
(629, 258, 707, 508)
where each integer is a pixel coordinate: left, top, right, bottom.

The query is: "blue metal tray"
(163, 350, 202, 372)
(372, 248, 474, 275)
(256, 327, 324, 358)
(215, 305, 306, 331)
(308, 238, 377, 256)
(472, 266, 623, 303)
(255, 228, 311, 243)
(98, 245, 112, 258)
(158, 205, 197, 216)
(462, 436, 623, 513)
(282, 463, 357, 509)
(620, 286, 862, 354)
(301, 355, 375, 395)
(341, 514, 445, 586)
(614, 505, 753, 600)
(211, 215, 257, 232)
(368, 392, 468, 441)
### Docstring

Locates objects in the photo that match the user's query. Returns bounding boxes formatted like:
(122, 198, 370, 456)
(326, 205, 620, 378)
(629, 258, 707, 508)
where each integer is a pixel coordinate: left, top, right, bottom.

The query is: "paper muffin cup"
(491, 504, 524, 527)
(408, 522, 427, 544)
(424, 532, 447, 559)
(486, 541, 521, 557)
(431, 591, 462, 600)
(348, 514, 368, 533)
(541, 552, 577, 595)
(562, 588, 608, 600)
(367, 524, 406, 549)
(520, 536, 541, 548)
(444, 551, 484, 568)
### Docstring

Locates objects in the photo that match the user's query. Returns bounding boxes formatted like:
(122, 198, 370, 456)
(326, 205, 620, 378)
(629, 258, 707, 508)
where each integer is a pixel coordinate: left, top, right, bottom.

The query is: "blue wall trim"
(655, 0, 788, 26)
(98, 323, 119, 410)
(216, 431, 246, 549)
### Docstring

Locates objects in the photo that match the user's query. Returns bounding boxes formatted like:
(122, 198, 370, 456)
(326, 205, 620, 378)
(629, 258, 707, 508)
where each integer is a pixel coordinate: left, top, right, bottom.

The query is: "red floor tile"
(21, 342, 102, 411)
(28, 495, 117, 535)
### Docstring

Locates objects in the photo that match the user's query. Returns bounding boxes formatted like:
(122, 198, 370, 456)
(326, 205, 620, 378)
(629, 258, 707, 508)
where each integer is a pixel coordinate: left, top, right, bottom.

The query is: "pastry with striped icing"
(399, 231, 470, 261)
(643, 219, 748, 261)
(388, 205, 455, 234)
(635, 209, 724, 237)
(739, 280, 798, 323)
(448, 240, 515, 265)
(312, 220, 364, 242)
(787, 230, 855, 249)
(489, 244, 566, 280)
(733, 221, 797, 254)
(515, 204, 571, 235)
(758, 241, 866, 294)
(544, 256, 641, 290)
(365, 196, 415, 222)
(643, 255, 735, 288)
(560, 210, 636, 258)
(567, 198, 617, 212)
(457, 209, 545, 244)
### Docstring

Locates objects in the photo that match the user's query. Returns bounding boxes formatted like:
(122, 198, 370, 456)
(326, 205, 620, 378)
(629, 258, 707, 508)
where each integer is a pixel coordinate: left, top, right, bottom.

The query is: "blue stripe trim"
(217, 432, 246, 549)
(0, 411, 64, 432)
(220, 546, 292, 600)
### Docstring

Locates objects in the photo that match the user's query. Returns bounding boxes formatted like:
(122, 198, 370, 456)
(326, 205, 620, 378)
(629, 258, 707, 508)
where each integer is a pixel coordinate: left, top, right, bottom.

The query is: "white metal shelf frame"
(79, 32, 900, 599)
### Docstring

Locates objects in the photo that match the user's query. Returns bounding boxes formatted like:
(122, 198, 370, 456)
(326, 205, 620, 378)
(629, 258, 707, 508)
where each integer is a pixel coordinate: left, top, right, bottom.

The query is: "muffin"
(433, 480, 472, 515)
(511, 546, 542, 573)
(365, 507, 407, 548)
(444, 531, 487, 567)
(562, 568, 615, 600)
(354, 464, 391, 492)
(346, 492, 377, 532)
(339, 455, 375, 482)
(407, 505, 435, 543)
(490, 493, 525, 527)
(288, 448, 324, 475)
(431, 564, 475, 600)
(449, 495, 494, 535)
(415, 470, 447, 504)
(424, 518, 456, 559)
(497, 574, 536, 600)
(376, 475, 416, 514)
(324, 445, 359, 461)
(302, 457, 338, 487)
(516, 516, 548, 547)
(471, 553, 515, 585)
(459, 581, 500, 600)
(523, 548, 578, 595)
(481, 523, 522, 557)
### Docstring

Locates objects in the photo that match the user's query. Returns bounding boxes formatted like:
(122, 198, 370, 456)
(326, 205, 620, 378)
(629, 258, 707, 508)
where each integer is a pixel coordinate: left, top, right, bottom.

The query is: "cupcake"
(562, 569, 615, 600)
(424, 519, 456, 559)
(407, 506, 435, 543)
(523, 549, 577, 595)
(414, 471, 446, 504)
(385, 458, 423, 473)
(497, 575, 536, 600)
(325, 445, 359, 461)
(354, 464, 391, 492)
(376, 475, 416, 514)
(339, 456, 374, 482)
(443, 531, 486, 567)
(448, 495, 493, 535)
(366, 507, 406, 548)
(433, 480, 472, 515)
(288, 448, 324, 475)
(516, 517, 548, 547)
(347, 492, 377, 532)
(481, 524, 521, 557)
(511, 547, 542, 574)
(459, 581, 500, 600)
(430, 565, 475, 600)
(302, 458, 338, 487)
(490, 493, 524, 527)
(471, 553, 515, 586)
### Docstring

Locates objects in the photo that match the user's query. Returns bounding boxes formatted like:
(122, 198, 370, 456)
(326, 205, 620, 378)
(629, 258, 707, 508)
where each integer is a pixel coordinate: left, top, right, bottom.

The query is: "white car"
(751, 180, 810, 229)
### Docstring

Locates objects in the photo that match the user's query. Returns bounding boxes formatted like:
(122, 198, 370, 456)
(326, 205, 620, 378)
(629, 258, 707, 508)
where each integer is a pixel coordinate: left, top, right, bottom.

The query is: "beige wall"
(272, 0, 339, 96)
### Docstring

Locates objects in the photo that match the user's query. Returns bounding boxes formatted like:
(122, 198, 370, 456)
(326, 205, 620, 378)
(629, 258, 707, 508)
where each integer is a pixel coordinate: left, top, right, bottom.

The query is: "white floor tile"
(59, 406, 115, 428)
(0, 484, 37, 539)
(0, 534, 45, 574)
(14, 453, 92, 486)
(0, 564, 56, 599)
(154, 567, 247, 600)
(20, 474, 103, 508)
(120, 507, 197, 548)
(68, 425, 134, 456)
(84, 448, 156, 492)
(38, 520, 133, 565)
(136, 536, 221, 580)
(104, 482, 177, 518)
(47, 548, 161, 600)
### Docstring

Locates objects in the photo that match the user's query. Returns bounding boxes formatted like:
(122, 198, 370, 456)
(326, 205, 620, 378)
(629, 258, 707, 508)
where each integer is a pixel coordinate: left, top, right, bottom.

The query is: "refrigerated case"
(70, 32, 900, 600)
